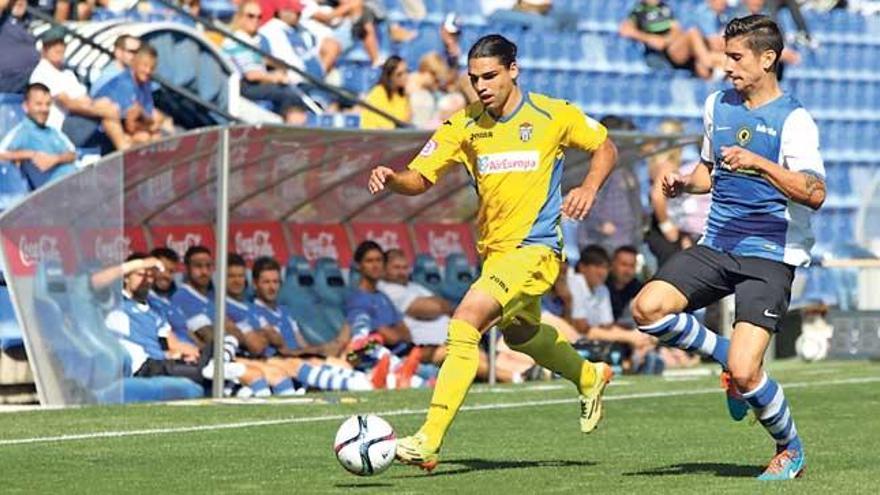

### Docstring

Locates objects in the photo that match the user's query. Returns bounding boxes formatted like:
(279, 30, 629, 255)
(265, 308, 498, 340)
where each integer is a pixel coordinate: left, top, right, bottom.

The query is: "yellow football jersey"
(408, 91, 608, 257)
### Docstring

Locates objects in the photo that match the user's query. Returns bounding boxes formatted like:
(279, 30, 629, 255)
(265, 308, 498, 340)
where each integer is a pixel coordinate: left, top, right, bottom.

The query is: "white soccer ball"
(795, 333, 829, 362)
(334, 415, 397, 476)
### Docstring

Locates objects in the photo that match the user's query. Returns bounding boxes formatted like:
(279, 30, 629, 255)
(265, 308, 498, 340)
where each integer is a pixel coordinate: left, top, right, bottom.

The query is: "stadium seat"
(412, 253, 443, 294)
(441, 253, 475, 304)
(0, 93, 24, 140)
(284, 255, 315, 288)
(313, 257, 349, 308)
(0, 276, 23, 351)
(279, 257, 341, 345)
(0, 161, 30, 212)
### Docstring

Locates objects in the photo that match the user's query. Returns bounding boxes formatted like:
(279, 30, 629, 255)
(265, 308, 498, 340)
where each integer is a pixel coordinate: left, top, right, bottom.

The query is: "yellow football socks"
(508, 323, 597, 393)
(419, 319, 482, 451)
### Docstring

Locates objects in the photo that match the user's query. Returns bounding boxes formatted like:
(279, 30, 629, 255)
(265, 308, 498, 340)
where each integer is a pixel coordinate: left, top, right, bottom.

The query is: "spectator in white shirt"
(378, 249, 526, 383)
(29, 27, 130, 151)
(568, 245, 656, 355)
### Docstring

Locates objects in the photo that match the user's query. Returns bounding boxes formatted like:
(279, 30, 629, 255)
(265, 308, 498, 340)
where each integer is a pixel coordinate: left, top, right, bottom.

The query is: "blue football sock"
(249, 377, 269, 394)
(742, 373, 801, 450)
(271, 378, 295, 395)
(639, 313, 729, 368)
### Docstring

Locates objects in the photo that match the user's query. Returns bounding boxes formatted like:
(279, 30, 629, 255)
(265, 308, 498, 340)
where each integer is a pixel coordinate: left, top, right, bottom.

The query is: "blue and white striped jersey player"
(632, 15, 825, 481)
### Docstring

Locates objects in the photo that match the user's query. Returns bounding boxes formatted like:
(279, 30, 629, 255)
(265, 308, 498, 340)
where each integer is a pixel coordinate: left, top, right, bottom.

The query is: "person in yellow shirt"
(367, 34, 619, 472)
(359, 55, 411, 129)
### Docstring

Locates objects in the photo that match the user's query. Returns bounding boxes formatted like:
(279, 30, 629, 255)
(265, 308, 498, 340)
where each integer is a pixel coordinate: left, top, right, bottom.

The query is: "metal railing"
(145, 0, 411, 128)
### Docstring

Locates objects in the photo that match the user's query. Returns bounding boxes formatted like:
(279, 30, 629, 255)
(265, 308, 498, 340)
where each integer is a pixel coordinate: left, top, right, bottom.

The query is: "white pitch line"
(0, 375, 877, 447)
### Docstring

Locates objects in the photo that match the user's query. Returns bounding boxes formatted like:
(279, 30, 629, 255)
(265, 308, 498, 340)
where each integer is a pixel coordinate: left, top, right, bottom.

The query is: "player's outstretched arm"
(562, 137, 618, 220)
(662, 161, 713, 198)
(721, 146, 826, 209)
(368, 166, 433, 196)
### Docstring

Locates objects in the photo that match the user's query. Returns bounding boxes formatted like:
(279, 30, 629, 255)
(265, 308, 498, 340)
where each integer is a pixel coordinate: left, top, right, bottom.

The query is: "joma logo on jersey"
(476, 151, 539, 175)
(489, 274, 509, 293)
(755, 124, 778, 137)
(469, 131, 493, 141)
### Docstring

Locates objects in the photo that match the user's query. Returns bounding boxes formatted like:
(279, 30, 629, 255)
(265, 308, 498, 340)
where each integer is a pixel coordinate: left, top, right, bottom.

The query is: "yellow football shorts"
(471, 245, 562, 327)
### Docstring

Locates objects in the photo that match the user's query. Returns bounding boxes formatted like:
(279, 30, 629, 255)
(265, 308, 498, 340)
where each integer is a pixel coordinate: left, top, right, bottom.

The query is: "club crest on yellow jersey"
(519, 122, 533, 142)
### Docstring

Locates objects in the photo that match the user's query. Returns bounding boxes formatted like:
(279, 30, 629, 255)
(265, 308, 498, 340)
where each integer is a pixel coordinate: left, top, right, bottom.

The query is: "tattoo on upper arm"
(804, 173, 825, 201)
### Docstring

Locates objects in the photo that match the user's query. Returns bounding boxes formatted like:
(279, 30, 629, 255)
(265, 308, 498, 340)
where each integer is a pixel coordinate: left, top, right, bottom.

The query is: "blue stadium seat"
(284, 255, 315, 288)
(0, 161, 30, 212)
(0, 93, 24, 140)
(412, 253, 443, 294)
(0, 275, 23, 351)
(440, 253, 475, 304)
(313, 257, 348, 306)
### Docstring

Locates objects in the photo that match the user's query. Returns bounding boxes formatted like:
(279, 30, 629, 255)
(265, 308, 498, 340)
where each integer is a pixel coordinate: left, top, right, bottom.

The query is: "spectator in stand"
(737, 0, 801, 66)
(569, 246, 656, 363)
(258, 0, 341, 89)
(645, 118, 692, 267)
(222, 0, 309, 125)
(439, 13, 461, 71)
(619, 0, 722, 79)
(484, 1, 576, 32)
(606, 245, 642, 325)
(169, 245, 276, 397)
(0, 83, 76, 190)
(29, 27, 130, 152)
(94, 44, 170, 145)
(299, 0, 381, 67)
(90, 34, 140, 95)
(360, 55, 410, 129)
(574, 115, 643, 254)
(693, 0, 734, 51)
(54, 0, 95, 21)
(104, 253, 223, 392)
(405, 52, 465, 129)
(0, 0, 40, 93)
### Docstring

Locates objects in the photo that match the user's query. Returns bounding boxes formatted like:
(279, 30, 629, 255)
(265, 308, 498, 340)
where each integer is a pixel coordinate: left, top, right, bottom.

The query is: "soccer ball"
(333, 415, 397, 476)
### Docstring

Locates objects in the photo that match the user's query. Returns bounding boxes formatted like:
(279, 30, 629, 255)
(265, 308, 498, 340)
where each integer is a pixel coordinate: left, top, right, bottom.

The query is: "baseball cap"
(40, 26, 67, 45)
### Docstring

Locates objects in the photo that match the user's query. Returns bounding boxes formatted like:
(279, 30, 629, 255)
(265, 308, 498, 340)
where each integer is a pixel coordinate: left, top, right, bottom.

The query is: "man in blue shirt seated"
(346, 241, 430, 388)
(0, 82, 76, 190)
(148, 246, 200, 363)
(91, 34, 141, 96)
(93, 44, 169, 146)
(170, 245, 285, 397)
(250, 256, 375, 391)
(104, 252, 211, 391)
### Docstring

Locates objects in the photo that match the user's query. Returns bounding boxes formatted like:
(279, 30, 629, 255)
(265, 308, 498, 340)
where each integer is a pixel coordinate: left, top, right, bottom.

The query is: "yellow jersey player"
(367, 34, 619, 472)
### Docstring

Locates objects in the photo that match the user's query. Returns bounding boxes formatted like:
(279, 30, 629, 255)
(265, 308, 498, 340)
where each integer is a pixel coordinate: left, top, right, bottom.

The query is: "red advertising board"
(77, 227, 149, 265)
(412, 223, 477, 265)
(350, 223, 414, 262)
(149, 224, 215, 259)
(287, 223, 352, 266)
(1, 227, 76, 275)
(230, 222, 289, 266)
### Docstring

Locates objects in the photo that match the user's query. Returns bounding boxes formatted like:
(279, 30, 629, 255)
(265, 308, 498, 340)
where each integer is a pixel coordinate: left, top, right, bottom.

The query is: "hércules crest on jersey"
(736, 127, 752, 146)
(519, 122, 533, 142)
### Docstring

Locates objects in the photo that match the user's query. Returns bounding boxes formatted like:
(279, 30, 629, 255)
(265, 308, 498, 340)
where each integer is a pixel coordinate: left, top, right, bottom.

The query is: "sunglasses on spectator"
(244, 12, 261, 19)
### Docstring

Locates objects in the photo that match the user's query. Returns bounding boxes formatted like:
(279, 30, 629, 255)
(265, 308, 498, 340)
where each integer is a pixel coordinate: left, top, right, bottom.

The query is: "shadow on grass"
(391, 458, 598, 479)
(623, 462, 762, 478)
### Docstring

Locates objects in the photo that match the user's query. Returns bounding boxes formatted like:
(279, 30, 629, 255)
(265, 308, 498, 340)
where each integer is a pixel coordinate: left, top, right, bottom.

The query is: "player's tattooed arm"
(721, 146, 826, 209)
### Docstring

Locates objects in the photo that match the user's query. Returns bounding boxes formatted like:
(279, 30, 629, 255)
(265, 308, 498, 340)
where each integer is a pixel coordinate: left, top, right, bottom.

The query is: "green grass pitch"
(0, 360, 877, 494)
